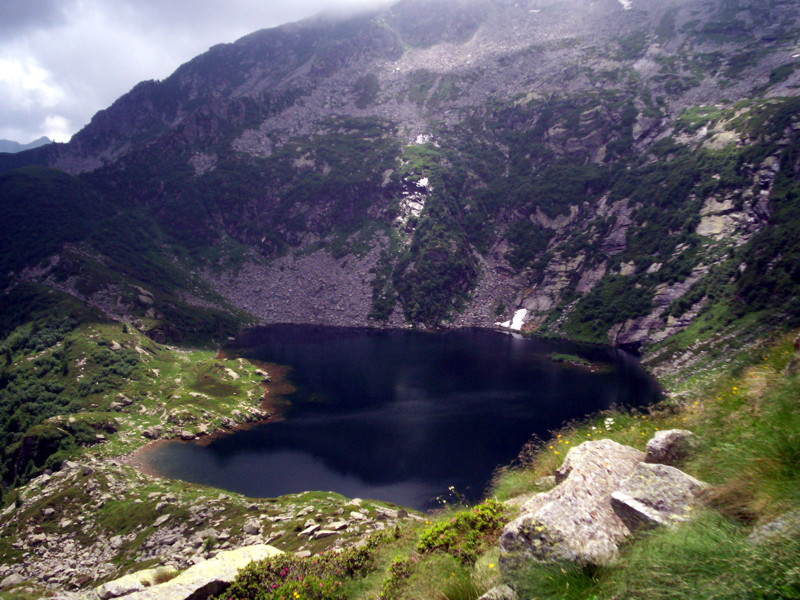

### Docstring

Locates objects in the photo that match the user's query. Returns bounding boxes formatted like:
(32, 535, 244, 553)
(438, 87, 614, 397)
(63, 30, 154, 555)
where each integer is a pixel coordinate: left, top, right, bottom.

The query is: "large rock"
(610, 463, 708, 530)
(97, 566, 179, 599)
(499, 439, 644, 566)
(117, 545, 282, 600)
(645, 429, 698, 466)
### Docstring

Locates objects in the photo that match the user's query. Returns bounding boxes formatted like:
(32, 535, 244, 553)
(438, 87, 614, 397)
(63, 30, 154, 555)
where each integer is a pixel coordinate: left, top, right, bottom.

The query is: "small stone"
(180, 430, 196, 441)
(159, 534, 179, 546)
(294, 550, 312, 559)
(142, 427, 161, 440)
(153, 515, 171, 527)
(243, 520, 260, 535)
(478, 585, 518, 600)
(748, 510, 800, 543)
(645, 430, 698, 466)
(299, 524, 320, 537)
(314, 530, 337, 539)
(42, 507, 55, 517)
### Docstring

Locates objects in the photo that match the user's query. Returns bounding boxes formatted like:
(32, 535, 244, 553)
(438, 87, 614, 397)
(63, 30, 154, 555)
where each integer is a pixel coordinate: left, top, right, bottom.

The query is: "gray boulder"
(500, 439, 644, 566)
(116, 545, 282, 600)
(0, 573, 25, 588)
(97, 566, 179, 599)
(610, 462, 708, 530)
(748, 510, 800, 544)
(645, 429, 698, 466)
(243, 520, 260, 535)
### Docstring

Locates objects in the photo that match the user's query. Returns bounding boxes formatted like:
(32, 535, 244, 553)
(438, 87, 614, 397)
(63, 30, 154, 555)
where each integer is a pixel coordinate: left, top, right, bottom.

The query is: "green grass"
(610, 511, 800, 599)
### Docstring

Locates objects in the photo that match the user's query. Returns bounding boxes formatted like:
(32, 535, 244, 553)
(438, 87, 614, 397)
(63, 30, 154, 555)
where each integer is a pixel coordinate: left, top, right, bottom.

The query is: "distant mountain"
(0, 136, 52, 153)
(2, 0, 800, 349)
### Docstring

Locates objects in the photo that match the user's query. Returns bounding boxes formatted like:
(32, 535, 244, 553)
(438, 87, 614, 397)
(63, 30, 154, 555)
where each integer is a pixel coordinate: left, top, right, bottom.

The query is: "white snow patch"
(495, 308, 529, 331)
(511, 308, 529, 330)
(618, 0, 632, 9)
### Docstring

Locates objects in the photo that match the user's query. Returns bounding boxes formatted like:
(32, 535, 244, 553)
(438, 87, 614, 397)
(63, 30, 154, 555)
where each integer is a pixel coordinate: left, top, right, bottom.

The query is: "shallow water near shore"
(137, 326, 661, 510)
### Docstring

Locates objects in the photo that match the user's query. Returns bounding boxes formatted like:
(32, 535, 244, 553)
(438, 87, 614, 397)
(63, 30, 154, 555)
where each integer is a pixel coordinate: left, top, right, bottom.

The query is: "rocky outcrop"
(111, 545, 282, 600)
(500, 434, 706, 567)
(499, 439, 644, 566)
(97, 566, 179, 600)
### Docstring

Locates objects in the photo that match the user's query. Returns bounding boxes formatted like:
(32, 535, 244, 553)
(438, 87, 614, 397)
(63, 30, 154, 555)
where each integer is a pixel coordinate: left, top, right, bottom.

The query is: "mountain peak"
(0, 136, 53, 154)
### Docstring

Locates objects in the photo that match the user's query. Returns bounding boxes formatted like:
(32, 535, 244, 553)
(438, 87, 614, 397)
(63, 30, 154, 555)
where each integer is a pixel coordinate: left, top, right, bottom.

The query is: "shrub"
(417, 499, 509, 565)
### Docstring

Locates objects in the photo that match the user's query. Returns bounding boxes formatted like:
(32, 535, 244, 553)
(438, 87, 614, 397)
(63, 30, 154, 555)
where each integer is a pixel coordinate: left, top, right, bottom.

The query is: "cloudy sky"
(0, 0, 390, 144)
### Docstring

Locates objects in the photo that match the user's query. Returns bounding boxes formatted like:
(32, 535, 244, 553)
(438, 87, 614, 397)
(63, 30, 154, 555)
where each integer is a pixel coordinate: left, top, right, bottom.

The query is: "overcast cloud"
(0, 0, 391, 144)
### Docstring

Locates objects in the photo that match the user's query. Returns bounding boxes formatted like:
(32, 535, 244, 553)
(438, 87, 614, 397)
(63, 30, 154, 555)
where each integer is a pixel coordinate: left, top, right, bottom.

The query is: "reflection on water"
(138, 326, 661, 510)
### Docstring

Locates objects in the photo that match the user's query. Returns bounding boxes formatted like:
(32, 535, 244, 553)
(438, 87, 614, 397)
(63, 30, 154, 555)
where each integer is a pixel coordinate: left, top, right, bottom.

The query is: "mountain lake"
(136, 326, 662, 511)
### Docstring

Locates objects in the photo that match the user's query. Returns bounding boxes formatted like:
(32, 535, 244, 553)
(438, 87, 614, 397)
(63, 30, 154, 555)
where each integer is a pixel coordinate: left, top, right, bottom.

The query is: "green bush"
(417, 499, 508, 565)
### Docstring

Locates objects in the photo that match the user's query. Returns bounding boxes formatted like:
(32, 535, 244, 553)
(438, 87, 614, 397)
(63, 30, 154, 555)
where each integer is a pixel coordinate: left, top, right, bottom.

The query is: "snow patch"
(495, 308, 529, 331)
(618, 0, 632, 9)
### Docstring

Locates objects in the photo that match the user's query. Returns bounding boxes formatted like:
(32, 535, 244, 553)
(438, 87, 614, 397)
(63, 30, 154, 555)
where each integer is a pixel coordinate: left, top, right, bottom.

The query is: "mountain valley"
(2, 0, 800, 597)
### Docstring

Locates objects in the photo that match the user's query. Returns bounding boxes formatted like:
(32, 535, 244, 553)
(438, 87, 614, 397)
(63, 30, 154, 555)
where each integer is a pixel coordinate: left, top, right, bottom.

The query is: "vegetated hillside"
(0, 0, 799, 347)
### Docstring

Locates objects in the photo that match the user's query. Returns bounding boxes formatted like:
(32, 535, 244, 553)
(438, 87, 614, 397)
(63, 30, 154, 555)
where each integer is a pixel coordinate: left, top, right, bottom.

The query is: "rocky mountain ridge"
(4, 0, 800, 352)
(3, 0, 800, 349)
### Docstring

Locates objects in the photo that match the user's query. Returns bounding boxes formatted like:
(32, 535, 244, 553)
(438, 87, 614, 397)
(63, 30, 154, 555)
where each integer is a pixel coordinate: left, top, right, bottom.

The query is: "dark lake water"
(138, 326, 661, 510)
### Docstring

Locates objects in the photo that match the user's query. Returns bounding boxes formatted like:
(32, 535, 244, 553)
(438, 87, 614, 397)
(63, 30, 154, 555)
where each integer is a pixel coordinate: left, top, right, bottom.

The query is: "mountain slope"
(1, 0, 800, 345)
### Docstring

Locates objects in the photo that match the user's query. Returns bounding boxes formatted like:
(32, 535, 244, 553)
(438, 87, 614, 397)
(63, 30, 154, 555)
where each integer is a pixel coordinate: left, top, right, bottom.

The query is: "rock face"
(610, 463, 708, 530)
(499, 439, 644, 565)
(115, 545, 282, 600)
(500, 435, 706, 567)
